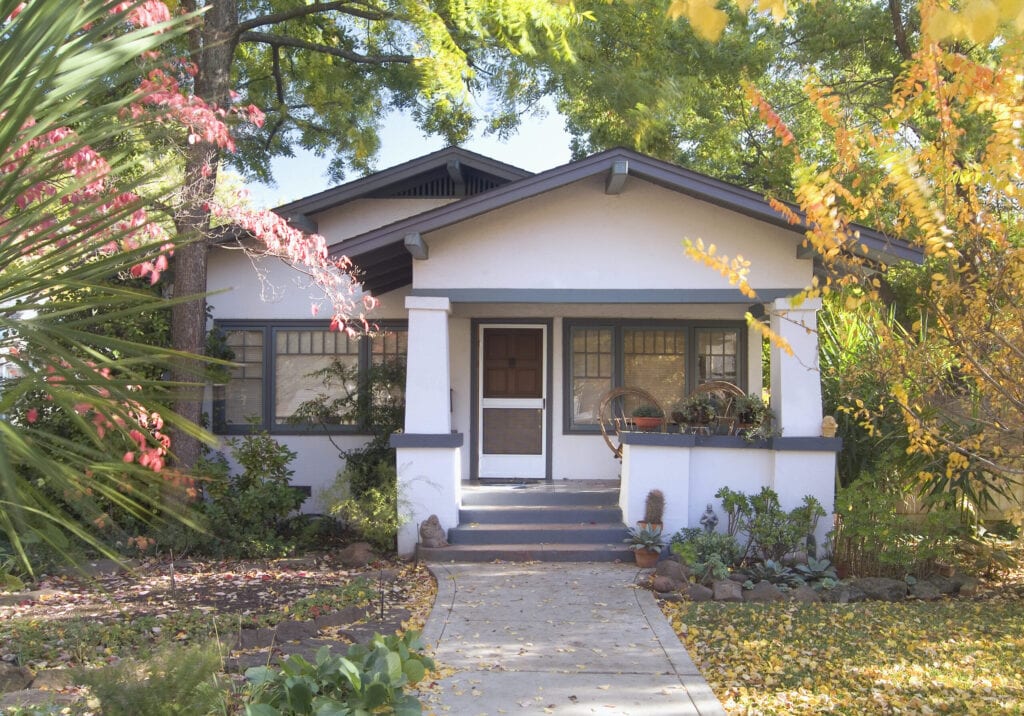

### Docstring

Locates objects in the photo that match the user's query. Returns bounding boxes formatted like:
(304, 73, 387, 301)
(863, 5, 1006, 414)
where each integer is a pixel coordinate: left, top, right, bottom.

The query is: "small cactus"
(644, 489, 665, 524)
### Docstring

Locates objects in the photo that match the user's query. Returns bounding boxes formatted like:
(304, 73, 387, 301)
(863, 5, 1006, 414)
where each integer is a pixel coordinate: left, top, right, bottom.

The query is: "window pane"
(275, 329, 358, 425)
(696, 328, 740, 384)
(370, 328, 408, 411)
(570, 327, 612, 424)
(623, 329, 687, 412)
(220, 329, 264, 426)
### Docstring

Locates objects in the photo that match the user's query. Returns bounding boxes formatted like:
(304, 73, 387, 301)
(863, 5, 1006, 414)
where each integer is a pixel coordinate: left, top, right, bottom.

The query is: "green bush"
(76, 642, 230, 716)
(243, 632, 433, 715)
(327, 463, 403, 551)
(713, 487, 824, 562)
(670, 528, 740, 585)
(193, 429, 304, 558)
(833, 480, 961, 578)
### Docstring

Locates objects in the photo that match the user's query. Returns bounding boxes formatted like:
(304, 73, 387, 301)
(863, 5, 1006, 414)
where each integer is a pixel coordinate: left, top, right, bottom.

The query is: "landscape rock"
(29, 669, 76, 691)
(727, 572, 748, 583)
(712, 579, 743, 602)
(0, 664, 33, 693)
(743, 580, 785, 603)
(788, 585, 821, 603)
(925, 575, 958, 595)
(910, 581, 942, 601)
(338, 542, 375, 568)
(275, 619, 319, 642)
(236, 627, 277, 650)
(957, 576, 979, 596)
(851, 577, 907, 602)
(314, 605, 367, 629)
(687, 583, 714, 602)
(0, 589, 62, 607)
(651, 575, 684, 594)
(0, 688, 80, 710)
(655, 560, 688, 582)
(820, 583, 868, 604)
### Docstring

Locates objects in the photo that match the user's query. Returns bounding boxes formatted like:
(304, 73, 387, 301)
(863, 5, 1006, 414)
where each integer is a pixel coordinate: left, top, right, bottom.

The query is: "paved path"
(419, 562, 726, 715)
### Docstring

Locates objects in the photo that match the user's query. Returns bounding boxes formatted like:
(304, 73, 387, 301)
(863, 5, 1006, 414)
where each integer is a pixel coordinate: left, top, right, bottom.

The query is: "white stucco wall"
(414, 176, 810, 292)
(318, 198, 456, 243)
(621, 443, 834, 551)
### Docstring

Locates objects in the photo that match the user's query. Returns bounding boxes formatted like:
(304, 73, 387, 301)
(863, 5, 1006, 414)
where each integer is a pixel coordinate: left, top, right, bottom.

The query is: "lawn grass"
(663, 599, 1024, 715)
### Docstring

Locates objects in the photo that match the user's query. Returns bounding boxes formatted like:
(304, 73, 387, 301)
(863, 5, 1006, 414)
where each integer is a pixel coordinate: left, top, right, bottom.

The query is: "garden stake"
(378, 567, 385, 621)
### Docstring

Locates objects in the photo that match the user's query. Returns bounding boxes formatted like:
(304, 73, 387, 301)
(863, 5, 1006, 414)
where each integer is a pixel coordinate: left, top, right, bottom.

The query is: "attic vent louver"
(390, 173, 502, 198)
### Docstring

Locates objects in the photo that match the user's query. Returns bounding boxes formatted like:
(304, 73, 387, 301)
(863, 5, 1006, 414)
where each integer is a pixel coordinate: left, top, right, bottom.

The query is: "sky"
(245, 104, 575, 209)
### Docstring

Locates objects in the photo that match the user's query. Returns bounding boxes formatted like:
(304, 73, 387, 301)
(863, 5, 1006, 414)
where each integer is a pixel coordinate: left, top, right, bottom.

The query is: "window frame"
(212, 319, 407, 436)
(562, 318, 748, 434)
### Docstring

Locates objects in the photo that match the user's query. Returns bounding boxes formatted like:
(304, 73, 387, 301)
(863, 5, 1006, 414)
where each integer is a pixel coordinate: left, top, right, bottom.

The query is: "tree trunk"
(169, 0, 239, 470)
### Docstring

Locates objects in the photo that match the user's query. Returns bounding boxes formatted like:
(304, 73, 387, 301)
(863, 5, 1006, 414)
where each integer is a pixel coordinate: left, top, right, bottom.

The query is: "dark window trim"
(213, 319, 407, 436)
(562, 318, 748, 435)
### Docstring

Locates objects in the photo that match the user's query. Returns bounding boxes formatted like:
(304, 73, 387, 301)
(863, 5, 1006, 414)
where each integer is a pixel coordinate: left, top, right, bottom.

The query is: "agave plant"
(0, 0, 211, 574)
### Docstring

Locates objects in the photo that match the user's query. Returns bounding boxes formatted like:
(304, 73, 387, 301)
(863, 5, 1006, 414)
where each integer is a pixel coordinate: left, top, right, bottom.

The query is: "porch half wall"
(620, 434, 841, 550)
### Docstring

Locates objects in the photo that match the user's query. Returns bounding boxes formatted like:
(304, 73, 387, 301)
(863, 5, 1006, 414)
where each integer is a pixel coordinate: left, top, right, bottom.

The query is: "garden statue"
(419, 515, 448, 548)
(699, 504, 719, 533)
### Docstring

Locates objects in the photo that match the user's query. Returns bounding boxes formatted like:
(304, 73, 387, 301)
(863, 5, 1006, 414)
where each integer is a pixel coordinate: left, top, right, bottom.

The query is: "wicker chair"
(674, 380, 745, 434)
(597, 386, 666, 460)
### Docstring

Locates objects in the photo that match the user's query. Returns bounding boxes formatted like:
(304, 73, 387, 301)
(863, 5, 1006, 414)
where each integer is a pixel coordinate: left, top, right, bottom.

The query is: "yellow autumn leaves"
(664, 600, 1024, 715)
(669, 0, 1024, 45)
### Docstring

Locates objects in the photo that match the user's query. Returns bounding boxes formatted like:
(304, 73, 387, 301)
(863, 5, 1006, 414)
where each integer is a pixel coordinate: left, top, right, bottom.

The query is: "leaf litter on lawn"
(0, 555, 437, 671)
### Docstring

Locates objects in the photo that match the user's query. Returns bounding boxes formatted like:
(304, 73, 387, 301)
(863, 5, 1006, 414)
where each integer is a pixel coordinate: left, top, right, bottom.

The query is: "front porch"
(392, 293, 839, 557)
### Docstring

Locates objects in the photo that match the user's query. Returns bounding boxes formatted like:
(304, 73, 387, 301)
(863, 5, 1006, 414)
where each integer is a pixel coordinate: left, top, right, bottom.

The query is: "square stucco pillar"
(394, 296, 461, 556)
(404, 296, 452, 433)
(769, 297, 823, 437)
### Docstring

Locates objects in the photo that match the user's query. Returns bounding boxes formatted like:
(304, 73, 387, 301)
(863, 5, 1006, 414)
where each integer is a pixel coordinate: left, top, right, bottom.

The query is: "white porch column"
(394, 296, 461, 556)
(769, 297, 823, 437)
(404, 296, 452, 433)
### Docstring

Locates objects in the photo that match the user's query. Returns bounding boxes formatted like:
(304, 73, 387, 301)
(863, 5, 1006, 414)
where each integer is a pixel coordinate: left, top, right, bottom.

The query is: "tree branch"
(235, 1, 394, 36)
(238, 31, 414, 65)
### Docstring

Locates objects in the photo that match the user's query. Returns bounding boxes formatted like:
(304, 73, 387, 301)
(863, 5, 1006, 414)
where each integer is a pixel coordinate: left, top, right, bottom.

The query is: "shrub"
(670, 528, 741, 584)
(195, 429, 304, 558)
(326, 462, 404, 551)
(76, 642, 230, 716)
(243, 632, 433, 715)
(745, 488, 824, 561)
(832, 480, 961, 578)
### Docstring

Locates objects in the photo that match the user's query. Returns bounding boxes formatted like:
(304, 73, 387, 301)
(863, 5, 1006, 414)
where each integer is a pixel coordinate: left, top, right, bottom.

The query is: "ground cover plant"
(0, 555, 436, 713)
(662, 560, 1024, 715)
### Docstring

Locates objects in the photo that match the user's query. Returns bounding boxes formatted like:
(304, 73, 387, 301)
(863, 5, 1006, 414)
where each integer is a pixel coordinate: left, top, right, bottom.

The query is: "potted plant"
(630, 404, 664, 431)
(672, 394, 716, 426)
(624, 525, 664, 567)
(639, 489, 665, 530)
(735, 393, 769, 427)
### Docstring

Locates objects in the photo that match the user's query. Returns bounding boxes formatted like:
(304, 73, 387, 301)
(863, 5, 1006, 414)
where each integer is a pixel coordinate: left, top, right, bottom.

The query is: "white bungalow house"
(207, 147, 918, 557)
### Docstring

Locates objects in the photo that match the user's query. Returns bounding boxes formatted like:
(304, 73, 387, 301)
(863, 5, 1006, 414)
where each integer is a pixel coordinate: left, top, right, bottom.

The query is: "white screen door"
(478, 325, 547, 478)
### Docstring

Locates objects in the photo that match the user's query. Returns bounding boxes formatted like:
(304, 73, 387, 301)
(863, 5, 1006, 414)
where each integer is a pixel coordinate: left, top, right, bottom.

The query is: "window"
(213, 321, 407, 434)
(565, 321, 744, 431)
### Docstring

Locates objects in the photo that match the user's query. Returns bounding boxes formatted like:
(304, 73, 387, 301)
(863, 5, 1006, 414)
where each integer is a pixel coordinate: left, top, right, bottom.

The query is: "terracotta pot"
(632, 416, 662, 431)
(634, 548, 660, 568)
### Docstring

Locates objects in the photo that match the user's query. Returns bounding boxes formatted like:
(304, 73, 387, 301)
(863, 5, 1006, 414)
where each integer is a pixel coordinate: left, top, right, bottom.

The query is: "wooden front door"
(479, 326, 547, 478)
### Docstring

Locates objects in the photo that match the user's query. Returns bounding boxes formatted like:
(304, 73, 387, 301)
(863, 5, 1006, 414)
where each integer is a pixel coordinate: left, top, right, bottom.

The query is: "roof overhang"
(326, 147, 921, 296)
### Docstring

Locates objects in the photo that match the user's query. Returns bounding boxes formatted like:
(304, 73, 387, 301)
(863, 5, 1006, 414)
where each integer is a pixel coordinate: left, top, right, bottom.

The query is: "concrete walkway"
(419, 562, 726, 715)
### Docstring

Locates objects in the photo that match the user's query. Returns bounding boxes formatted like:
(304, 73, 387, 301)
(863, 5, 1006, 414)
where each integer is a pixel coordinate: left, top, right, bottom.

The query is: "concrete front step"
(448, 522, 630, 545)
(461, 482, 620, 507)
(417, 542, 635, 563)
(459, 505, 623, 524)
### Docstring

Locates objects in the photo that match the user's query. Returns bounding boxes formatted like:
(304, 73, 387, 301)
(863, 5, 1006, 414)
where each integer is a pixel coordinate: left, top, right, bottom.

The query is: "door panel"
(479, 326, 547, 478)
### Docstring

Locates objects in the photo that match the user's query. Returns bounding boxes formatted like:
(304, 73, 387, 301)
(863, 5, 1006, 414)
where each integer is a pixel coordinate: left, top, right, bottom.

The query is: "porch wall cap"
(620, 432, 842, 452)
(405, 295, 451, 312)
(772, 296, 823, 311)
(390, 432, 464, 448)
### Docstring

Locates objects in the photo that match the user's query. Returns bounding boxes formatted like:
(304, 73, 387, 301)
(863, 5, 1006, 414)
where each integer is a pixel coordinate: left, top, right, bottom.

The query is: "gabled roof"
(274, 146, 532, 225)
(319, 147, 922, 296)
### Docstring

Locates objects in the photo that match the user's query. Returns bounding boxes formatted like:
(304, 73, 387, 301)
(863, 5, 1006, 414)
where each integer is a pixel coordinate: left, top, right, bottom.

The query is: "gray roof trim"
(332, 147, 921, 265)
(409, 288, 798, 304)
(274, 147, 532, 217)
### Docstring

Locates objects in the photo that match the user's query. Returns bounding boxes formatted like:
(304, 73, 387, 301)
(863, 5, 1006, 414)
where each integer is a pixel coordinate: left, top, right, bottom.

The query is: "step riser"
(461, 490, 619, 507)
(448, 527, 629, 545)
(417, 546, 635, 563)
(459, 507, 622, 524)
